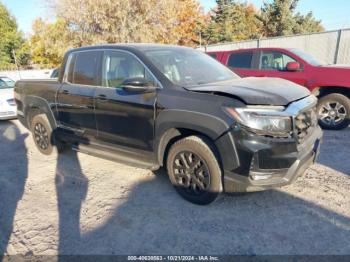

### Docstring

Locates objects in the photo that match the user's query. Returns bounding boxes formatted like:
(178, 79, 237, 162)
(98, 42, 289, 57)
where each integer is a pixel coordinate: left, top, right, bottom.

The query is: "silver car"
(0, 77, 17, 120)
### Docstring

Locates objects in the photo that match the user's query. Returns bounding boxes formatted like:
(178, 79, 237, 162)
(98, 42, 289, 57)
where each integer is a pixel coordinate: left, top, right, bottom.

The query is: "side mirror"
(286, 62, 301, 72)
(120, 77, 157, 93)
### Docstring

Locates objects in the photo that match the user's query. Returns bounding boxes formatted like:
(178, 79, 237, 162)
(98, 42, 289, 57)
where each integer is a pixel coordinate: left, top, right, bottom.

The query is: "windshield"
(145, 48, 239, 87)
(289, 49, 324, 66)
(0, 77, 15, 88)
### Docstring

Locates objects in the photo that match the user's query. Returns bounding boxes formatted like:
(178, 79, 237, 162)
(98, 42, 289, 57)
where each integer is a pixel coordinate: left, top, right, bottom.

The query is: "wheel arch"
(315, 86, 350, 99)
(155, 110, 232, 167)
(157, 127, 223, 167)
(24, 96, 57, 129)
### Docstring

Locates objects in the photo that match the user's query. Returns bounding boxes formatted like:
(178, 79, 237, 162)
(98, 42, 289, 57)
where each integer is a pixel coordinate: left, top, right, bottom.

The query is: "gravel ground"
(0, 120, 349, 256)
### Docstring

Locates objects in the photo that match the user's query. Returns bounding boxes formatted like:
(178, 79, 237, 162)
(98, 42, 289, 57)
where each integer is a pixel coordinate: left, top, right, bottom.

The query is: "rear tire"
(166, 135, 222, 205)
(30, 113, 65, 155)
(317, 94, 350, 130)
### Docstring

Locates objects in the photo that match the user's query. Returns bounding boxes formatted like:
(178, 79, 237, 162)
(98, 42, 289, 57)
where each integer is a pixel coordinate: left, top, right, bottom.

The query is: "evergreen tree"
(203, 0, 262, 44)
(258, 0, 323, 37)
(293, 11, 324, 34)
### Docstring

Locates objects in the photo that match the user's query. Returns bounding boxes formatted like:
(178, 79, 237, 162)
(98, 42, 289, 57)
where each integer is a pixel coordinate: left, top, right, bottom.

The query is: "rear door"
(94, 50, 157, 153)
(225, 51, 259, 77)
(257, 50, 308, 86)
(56, 50, 101, 139)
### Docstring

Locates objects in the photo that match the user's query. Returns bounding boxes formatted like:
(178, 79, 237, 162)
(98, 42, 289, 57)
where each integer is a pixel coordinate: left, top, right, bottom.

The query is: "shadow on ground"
(55, 150, 88, 255)
(317, 127, 350, 175)
(1, 120, 349, 256)
(54, 164, 350, 255)
(0, 122, 28, 257)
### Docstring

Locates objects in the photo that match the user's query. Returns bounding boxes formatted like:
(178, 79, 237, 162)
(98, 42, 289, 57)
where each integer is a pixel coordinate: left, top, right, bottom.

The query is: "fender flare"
(155, 109, 233, 165)
(24, 95, 57, 129)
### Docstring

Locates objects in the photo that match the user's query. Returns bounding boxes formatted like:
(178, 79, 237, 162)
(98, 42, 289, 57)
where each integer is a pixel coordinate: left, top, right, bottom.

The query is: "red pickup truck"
(208, 48, 350, 130)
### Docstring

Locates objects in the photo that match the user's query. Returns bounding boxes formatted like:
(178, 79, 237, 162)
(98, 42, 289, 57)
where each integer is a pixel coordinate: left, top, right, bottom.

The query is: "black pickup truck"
(14, 44, 322, 205)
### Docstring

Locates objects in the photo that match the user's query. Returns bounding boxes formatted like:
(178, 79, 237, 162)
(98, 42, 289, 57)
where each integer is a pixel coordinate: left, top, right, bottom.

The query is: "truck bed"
(14, 79, 61, 126)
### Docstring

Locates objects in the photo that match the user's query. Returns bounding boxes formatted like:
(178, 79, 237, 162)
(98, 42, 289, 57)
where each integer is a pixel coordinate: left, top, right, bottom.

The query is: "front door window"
(102, 51, 156, 88)
(260, 51, 297, 71)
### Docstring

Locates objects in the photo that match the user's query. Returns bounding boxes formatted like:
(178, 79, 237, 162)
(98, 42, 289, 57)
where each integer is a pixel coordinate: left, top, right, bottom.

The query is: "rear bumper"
(219, 126, 322, 192)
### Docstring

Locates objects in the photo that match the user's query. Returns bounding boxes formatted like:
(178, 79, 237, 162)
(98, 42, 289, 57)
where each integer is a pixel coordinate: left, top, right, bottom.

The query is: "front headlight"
(225, 107, 292, 137)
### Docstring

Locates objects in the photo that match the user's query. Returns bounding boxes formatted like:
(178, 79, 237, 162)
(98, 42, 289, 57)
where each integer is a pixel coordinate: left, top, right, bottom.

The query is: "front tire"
(166, 136, 222, 205)
(317, 94, 350, 130)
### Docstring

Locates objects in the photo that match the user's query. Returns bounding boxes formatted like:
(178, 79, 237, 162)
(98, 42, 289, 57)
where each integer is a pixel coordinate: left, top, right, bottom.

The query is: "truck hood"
(185, 77, 310, 106)
(320, 64, 350, 69)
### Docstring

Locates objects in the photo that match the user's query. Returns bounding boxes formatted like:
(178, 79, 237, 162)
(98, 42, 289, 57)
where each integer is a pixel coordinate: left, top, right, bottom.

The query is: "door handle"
(62, 89, 70, 95)
(97, 94, 108, 101)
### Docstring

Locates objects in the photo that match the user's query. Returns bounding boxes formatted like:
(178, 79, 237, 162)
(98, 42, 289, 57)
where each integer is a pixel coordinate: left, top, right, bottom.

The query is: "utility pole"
(12, 49, 21, 79)
(334, 29, 342, 64)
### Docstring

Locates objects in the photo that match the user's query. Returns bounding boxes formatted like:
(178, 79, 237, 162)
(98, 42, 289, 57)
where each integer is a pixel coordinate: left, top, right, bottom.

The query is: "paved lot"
(0, 120, 349, 255)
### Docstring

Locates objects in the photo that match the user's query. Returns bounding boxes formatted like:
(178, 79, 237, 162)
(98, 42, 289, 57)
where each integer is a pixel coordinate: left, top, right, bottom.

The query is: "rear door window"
(228, 52, 253, 69)
(72, 51, 99, 85)
(208, 53, 217, 60)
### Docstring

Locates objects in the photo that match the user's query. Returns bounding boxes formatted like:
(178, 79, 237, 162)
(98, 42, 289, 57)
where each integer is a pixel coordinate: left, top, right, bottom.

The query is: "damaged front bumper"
(221, 125, 322, 192)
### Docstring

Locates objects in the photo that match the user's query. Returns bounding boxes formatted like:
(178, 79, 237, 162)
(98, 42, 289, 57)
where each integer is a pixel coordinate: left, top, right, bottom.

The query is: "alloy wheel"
(34, 123, 49, 150)
(173, 151, 210, 195)
(319, 101, 347, 127)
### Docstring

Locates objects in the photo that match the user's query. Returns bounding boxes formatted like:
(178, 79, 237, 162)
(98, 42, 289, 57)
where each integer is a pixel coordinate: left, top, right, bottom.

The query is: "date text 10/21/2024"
(127, 256, 220, 261)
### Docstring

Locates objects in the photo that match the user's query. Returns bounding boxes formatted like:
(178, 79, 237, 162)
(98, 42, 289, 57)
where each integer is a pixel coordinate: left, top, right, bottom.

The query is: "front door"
(94, 50, 157, 152)
(257, 51, 308, 87)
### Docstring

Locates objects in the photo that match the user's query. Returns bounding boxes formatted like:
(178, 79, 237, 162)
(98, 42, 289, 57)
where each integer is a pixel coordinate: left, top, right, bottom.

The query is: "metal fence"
(199, 28, 350, 65)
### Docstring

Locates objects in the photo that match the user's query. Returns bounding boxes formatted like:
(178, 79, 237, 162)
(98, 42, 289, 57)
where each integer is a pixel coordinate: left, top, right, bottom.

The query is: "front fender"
(155, 109, 235, 166)
(156, 109, 232, 140)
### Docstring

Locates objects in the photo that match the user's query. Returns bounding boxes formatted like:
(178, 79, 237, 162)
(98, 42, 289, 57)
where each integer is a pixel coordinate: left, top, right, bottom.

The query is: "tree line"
(0, 0, 323, 69)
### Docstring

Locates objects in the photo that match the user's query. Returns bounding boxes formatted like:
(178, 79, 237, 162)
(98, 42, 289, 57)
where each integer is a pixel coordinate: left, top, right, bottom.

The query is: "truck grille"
(295, 107, 318, 144)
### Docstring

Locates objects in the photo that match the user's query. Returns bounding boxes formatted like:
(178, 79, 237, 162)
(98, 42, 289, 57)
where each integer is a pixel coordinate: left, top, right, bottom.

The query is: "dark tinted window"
(72, 51, 99, 85)
(228, 52, 253, 69)
(208, 53, 217, 60)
